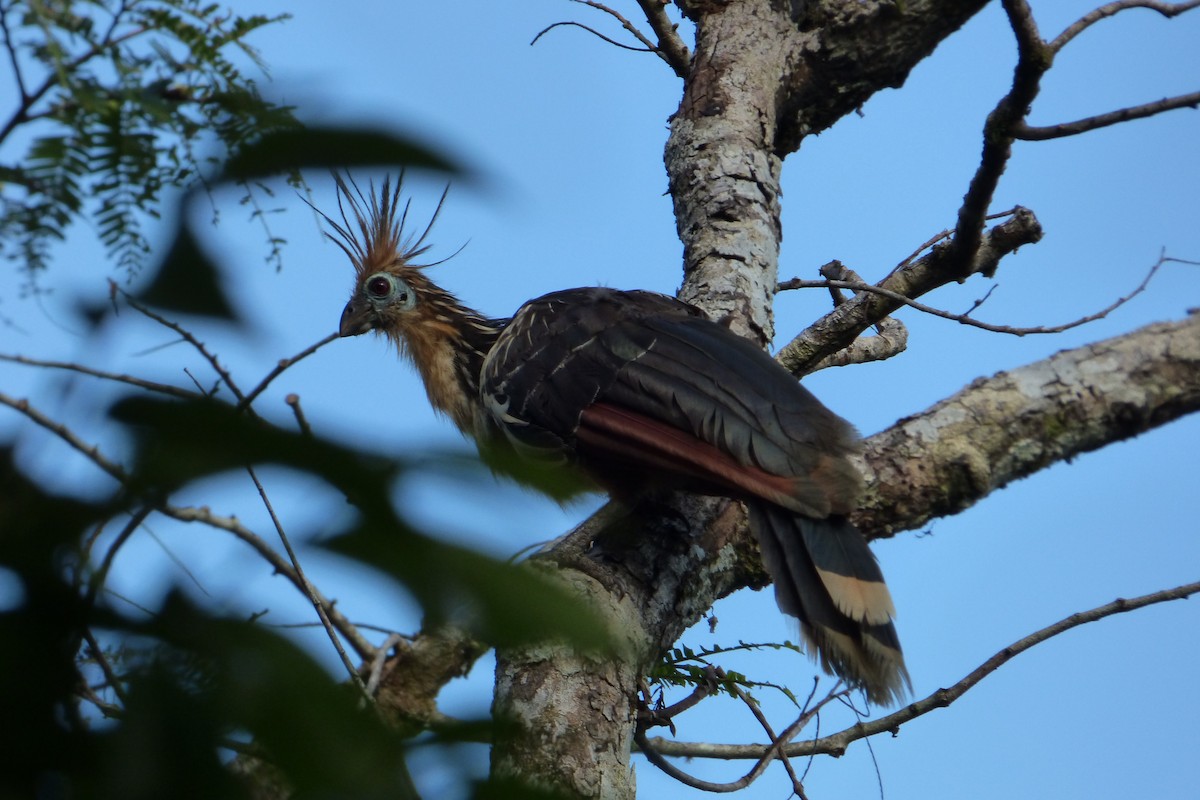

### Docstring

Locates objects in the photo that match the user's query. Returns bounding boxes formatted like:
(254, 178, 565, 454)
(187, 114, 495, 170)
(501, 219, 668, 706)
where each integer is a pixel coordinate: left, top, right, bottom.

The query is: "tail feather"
(747, 501, 910, 706)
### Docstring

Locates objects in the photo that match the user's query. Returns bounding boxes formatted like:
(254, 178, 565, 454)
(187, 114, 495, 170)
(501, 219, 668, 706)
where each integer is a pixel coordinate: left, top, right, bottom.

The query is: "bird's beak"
(339, 297, 375, 337)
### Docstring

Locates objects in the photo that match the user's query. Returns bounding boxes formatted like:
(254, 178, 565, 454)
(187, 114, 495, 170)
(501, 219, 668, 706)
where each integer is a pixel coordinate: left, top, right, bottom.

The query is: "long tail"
(747, 501, 910, 706)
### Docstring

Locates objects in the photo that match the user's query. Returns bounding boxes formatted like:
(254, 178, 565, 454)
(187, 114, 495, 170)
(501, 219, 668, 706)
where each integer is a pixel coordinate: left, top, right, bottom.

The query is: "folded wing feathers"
(479, 288, 908, 704)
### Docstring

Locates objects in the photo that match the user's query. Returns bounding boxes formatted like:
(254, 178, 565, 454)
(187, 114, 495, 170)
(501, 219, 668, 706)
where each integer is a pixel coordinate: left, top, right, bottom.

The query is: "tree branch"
(855, 310, 1200, 537)
(636, 0, 690, 77)
(157, 502, 378, 661)
(1050, 0, 1200, 52)
(0, 391, 128, 483)
(778, 251, 1186, 340)
(246, 466, 370, 699)
(943, 0, 1048, 278)
(644, 579, 1200, 760)
(0, 353, 200, 400)
(1013, 90, 1200, 140)
(775, 207, 1043, 377)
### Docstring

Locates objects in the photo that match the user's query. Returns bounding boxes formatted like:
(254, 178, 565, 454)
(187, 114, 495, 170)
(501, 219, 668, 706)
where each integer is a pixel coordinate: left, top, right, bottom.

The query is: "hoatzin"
(328, 177, 910, 705)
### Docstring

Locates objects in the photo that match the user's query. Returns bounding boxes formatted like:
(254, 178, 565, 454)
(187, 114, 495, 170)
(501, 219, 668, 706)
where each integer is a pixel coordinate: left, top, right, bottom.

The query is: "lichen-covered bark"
(666, 0, 989, 343)
(856, 311, 1200, 537)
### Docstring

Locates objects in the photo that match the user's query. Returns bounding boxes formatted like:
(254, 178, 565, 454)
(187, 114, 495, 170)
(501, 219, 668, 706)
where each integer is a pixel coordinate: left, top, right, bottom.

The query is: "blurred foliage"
(0, 0, 299, 291)
(0, 448, 421, 799)
(0, 5, 595, 797)
(0, 319, 609, 797)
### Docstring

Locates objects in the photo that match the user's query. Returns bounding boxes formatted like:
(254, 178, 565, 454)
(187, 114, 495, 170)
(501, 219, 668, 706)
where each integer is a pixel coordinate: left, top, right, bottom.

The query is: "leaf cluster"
(649, 640, 808, 707)
(0, 0, 299, 289)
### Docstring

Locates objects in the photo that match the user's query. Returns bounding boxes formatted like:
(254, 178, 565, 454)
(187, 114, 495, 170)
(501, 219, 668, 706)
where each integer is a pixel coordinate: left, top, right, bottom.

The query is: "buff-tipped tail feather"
(747, 503, 910, 706)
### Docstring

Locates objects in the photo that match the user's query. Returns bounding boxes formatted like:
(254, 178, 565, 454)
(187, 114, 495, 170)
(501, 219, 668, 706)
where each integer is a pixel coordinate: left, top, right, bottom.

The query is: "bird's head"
(339, 264, 431, 339)
(320, 174, 452, 346)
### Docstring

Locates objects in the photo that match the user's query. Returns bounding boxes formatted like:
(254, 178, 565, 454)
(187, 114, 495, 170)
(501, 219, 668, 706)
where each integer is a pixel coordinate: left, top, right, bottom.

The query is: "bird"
(326, 175, 910, 706)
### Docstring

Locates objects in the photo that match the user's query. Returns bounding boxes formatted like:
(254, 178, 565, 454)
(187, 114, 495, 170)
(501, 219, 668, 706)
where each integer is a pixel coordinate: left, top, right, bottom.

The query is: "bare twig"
(644, 580, 1200, 761)
(246, 465, 370, 699)
(793, 262, 909, 370)
(119, 288, 249, 407)
(81, 627, 131, 707)
(774, 208, 1044, 376)
(571, 0, 660, 51)
(158, 501, 377, 661)
(365, 633, 405, 697)
(0, 392, 128, 483)
(636, 677, 847, 793)
(779, 250, 1187, 338)
(0, 353, 199, 400)
(85, 507, 153, 609)
(530, 0, 689, 76)
(1013, 90, 1200, 140)
(800, 316, 908, 370)
(236, 332, 339, 412)
(1051, 0, 1200, 52)
(285, 393, 312, 436)
(531, 21, 654, 52)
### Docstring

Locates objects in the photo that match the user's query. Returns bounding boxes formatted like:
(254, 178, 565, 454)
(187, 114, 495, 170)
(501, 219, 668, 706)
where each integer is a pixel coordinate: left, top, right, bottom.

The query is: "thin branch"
(85, 507, 154, 609)
(365, 633, 404, 697)
(531, 21, 655, 52)
(158, 501, 377, 661)
(786, 262, 908, 371)
(645, 580, 1200, 760)
(246, 466, 370, 699)
(572, 0, 660, 52)
(0, 3, 29, 103)
(119, 288, 249, 407)
(1013, 90, 1200, 140)
(285, 393, 312, 437)
(1051, 0, 1200, 52)
(778, 250, 1186, 338)
(803, 316, 908, 370)
(718, 667, 808, 797)
(236, 332, 339, 412)
(775, 208, 1044, 376)
(0, 391, 128, 483)
(636, 677, 846, 792)
(635, 0, 690, 77)
(0, 14, 149, 145)
(530, 0, 690, 77)
(0, 353, 199, 400)
(81, 627, 130, 707)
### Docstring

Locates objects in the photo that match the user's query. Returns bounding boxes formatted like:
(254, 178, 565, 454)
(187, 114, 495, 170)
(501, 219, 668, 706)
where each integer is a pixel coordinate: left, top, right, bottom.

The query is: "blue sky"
(2, 1, 1198, 797)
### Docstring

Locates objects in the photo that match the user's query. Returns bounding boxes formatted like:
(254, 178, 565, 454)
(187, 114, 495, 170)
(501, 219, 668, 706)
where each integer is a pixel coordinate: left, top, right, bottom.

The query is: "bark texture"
(856, 311, 1200, 537)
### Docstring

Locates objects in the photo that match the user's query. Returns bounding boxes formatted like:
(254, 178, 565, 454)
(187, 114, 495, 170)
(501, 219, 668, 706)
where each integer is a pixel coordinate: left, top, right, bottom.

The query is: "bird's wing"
(479, 287, 862, 516)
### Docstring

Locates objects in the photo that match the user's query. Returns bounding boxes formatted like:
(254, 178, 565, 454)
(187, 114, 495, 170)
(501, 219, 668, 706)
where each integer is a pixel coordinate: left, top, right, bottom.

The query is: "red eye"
(366, 276, 391, 298)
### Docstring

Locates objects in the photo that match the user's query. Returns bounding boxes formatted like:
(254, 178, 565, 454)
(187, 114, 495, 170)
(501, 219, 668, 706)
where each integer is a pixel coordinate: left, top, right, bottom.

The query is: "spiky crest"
(318, 172, 449, 276)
